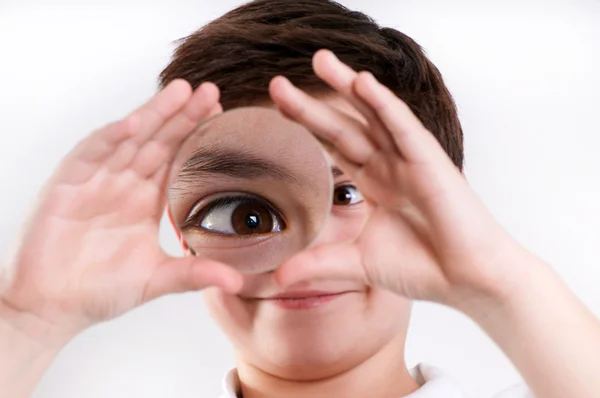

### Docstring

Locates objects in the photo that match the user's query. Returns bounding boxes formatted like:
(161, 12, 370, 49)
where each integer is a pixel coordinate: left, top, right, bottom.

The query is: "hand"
(0, 80, 242, 346)
(269, 49, 536, 308)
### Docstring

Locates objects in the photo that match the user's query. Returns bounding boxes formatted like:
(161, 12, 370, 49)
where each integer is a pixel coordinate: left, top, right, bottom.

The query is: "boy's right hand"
(0, 80, 243, 347)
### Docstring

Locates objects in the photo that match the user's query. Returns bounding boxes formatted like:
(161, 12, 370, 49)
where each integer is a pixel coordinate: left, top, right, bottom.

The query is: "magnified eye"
(186, 194, 286, 236)
(333, 185, 364, 206)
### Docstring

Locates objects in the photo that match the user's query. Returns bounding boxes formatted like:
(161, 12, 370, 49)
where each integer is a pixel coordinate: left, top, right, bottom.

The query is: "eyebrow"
(331, 165, 344, 178)
(175, 147, 300, 184)
(172, 146, 346, 199)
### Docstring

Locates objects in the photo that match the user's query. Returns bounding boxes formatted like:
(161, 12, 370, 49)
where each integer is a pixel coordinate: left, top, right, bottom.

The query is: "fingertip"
(272, 261, 300, 288)
(314, 50, 345, 82)
(268, 76, 282, 100)
(269, 76, 300, 109)
(197, 81, 220, 101)
(312, 49, 333, 69)
(204, 261, 245, 294)
(314, 48, 338, 64)
(167, 78, 193, 97)
(169, 77, 192, 89)
(122, 113, 141, 137)
(222, 269, 245, 294)
(314, 48, 332, 58)
(269, 75, 290, 96)
(273, 251, 315, 287)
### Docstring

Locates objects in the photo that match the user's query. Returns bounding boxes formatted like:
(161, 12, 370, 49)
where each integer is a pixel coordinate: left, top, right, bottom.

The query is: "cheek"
(315, 209, 366, 244)
(202, 288, 255, 344)
(368, 289, 413, 329)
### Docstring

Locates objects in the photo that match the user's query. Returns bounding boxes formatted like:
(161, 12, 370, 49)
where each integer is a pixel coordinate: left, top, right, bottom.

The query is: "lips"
(248, 290, 355, 310)
(266, 290, 345, 300)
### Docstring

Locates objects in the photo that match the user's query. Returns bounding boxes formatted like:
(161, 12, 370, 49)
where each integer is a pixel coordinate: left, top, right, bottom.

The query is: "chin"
(248, 313, 399, 380)
(253, 336, 369, 381)
(204, 287, 412, 380)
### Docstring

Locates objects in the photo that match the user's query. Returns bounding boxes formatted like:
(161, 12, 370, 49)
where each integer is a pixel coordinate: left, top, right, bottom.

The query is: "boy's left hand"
(269, 49, 539, 309)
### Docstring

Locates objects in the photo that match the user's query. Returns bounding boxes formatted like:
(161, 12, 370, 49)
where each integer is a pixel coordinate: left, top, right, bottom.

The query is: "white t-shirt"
(218, 363, 532, 398)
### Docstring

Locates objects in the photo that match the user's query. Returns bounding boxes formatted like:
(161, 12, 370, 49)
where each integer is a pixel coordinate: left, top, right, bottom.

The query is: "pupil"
(334, 187, 352, 205)
(231, 201, 274, 235)
(338, 192, 350, 202)
(245, 213, 260, 229)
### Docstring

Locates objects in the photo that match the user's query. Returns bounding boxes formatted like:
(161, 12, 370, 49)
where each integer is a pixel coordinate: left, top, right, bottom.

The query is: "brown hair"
(159, 0, 464, 169)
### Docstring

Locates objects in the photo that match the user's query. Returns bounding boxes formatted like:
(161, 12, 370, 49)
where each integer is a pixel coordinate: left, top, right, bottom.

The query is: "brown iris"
(333, 186, 354, 205)
(231, 201, 275, 234)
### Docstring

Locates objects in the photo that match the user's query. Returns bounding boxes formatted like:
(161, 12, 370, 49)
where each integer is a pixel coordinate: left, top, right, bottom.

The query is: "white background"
(1, 0, 599, 397)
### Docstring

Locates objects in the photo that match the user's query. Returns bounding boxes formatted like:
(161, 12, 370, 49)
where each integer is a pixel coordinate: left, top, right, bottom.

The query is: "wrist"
(0, 297, 76, 352)
(452, 253, 600, 398)
(451, 248, 554, 324)
(0, 308, 68, 398)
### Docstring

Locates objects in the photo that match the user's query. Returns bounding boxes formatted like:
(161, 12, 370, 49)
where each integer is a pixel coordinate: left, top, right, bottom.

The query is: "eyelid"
(334, 181, 359, 191)
(181, 192, 286, 234)
(186, 192, 270, 221)
(334, 180, 355, 187)
(333, 183, 364, 207)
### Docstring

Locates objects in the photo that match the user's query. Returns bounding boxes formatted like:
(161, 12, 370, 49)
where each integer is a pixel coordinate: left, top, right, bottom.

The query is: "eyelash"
(182, 193, 285, 235)
(182, 182, 360, 234)
(333, 183, 362, 204)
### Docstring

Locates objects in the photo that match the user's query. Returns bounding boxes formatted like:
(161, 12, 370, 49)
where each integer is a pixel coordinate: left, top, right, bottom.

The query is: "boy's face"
(200, 95, 412, 379)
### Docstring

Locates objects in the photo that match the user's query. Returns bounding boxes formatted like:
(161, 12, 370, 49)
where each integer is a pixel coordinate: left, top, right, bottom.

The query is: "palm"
(271, 50, 520, 304)
(353, 160, 445, 299)
(1, 81, 242, 335)
(353, 155, 502, 301)
(19, 171, 165, 323)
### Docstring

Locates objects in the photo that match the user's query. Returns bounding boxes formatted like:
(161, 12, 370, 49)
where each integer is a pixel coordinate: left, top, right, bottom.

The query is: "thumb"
(143, 256, 244, 302)
(274, 243, 367, 287)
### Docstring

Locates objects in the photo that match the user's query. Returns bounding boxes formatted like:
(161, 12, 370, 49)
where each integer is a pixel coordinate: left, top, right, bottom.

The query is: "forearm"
(0, 305, 66, 398)
(465, 256, 600, 398)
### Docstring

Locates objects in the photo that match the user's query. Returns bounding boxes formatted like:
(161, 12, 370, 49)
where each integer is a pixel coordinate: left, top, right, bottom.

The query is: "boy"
(1, 1, 599, 397)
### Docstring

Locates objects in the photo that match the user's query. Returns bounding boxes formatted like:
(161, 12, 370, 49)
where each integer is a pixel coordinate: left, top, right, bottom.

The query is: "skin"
(168, 107, 333, 274)
(192, 98, 417, 398)
(1, 49, 600, 398)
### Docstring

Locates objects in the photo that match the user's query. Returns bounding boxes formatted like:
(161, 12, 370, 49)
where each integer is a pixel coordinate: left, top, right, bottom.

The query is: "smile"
(247, 290, 356, 310)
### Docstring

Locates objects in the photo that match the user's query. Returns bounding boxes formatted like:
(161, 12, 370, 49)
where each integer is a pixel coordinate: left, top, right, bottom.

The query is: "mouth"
(243, 290, 357, 310)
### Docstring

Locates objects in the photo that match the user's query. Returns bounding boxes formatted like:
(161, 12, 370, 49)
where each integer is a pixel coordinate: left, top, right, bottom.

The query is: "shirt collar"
(219, 363, 466, 398)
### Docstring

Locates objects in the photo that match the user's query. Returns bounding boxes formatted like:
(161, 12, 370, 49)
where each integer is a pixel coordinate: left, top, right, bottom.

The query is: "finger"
(152, 82, 220, 146)
(207, 102, 223, 118)
(57, 80, 192, 185)
(276, 104, 360, 177)
(72, 115, 141, 164)
(127, 83, 221, 178)
(102, 80, 193, 174)
(143, 256, 244, 302)
(56, 115, 141, 185)
(353, 71, 448, 165)
(128, 79, 193, 146)
(273, 243, 368, 287)
(269, 75, 376, 165)
(312, 49, 396, 151)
